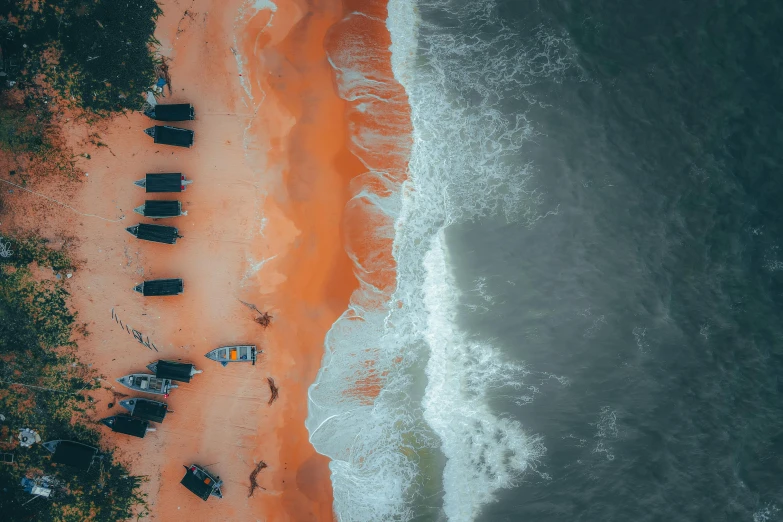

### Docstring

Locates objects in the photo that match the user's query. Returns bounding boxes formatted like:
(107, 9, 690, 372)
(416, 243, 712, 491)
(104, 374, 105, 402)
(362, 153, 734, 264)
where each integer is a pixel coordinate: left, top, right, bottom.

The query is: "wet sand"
(0, 0, 379, 518)
(235, 0, 362, 518)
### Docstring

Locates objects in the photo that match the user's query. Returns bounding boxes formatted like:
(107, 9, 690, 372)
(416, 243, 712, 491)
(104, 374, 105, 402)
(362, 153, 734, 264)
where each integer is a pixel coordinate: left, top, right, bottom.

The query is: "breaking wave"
(307, 0, 574, 519)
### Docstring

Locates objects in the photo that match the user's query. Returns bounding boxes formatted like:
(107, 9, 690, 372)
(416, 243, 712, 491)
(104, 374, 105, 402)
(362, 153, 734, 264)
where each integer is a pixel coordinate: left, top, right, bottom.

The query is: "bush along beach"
(0, 0, 162, 113)
(0, 0, 163, 178)
(0, 235, 148, 521)
(0, 1, 162, 518)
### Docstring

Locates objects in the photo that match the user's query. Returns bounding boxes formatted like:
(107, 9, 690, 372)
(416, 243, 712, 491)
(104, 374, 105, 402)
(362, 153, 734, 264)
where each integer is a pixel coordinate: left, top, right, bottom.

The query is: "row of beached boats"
(129, 106, 195, 295)
(143, 103, 195, 148)
(104, 355, 254, 434)
(128, 105, 195, 247)
(107, 104, 228, 501)
(127, 174, 191, 259)
(101, 354, 255, 500)
(36, 104, 251, 502)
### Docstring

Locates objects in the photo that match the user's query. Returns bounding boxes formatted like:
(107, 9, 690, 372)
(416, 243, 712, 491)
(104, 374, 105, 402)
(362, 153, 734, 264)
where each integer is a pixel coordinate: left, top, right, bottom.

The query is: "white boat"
(204, 345, 257, 367)
(116, 373, 177, 397)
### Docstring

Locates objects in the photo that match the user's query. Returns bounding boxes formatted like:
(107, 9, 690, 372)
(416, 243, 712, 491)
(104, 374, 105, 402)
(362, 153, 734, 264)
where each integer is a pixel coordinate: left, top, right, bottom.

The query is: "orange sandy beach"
(0, 0, 398, 518)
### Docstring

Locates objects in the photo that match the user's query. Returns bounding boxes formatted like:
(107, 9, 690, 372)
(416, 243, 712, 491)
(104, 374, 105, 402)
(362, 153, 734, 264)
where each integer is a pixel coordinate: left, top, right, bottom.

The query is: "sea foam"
(307, 0, 573, 519)
(423, 231, 545, 520)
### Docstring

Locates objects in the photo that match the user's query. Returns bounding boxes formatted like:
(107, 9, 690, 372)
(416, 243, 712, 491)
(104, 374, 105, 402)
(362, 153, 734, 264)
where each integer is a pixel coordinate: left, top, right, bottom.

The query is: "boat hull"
(135, 174, 191, 193)
(100, 416, 149, 438)
(134, 279, 184, 296)
(146, 360, 202, 382)
(145, 125, 194, 148)
(116, 373, 176, 396)
(118, 398, 168, 423)
(126, 224, 181, 244)
(144, 103, 195, 121)
(204, 345, 257, 367)
(133, 201, 183, 219)
(181, 464, 223, 501)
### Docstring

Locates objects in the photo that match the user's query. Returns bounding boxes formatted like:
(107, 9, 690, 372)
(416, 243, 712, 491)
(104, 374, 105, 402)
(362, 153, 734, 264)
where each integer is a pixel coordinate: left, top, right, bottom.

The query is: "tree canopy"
(1, 0, 162, 113)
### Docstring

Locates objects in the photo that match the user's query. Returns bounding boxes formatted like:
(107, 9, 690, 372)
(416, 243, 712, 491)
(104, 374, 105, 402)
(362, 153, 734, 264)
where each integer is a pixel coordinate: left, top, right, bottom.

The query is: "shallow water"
(309, 0, 783, 520)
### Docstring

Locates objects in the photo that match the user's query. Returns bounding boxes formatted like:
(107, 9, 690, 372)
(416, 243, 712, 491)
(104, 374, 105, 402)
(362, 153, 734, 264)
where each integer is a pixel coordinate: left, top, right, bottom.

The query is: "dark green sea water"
(447, 0, 783, 520)
(312, 1, 783, 519)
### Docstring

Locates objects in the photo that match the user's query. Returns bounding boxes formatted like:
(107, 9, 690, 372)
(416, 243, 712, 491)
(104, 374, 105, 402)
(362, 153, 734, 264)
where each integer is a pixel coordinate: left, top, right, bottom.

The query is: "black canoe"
(126, 224, 181, 244)
(144, 103, 195, 121)
(100, 416, 152, 438)
(146, 360, 202, 383)
(118, 398, 168, 423)
(144, 126, 194, 148)
(134, 200, 184, 219)
(134, 278, 184, 296)
(134, 173, 192, 193)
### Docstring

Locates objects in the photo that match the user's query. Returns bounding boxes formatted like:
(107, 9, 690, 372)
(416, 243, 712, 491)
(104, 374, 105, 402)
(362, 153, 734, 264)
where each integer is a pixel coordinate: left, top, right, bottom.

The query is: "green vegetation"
(0, 90, 82, 179)
(4, 235, 75, 273)
(1, 0, 162, 113)
(0, 104, 47, 153)
(0, 237, 147, 520)
(0, 1, 162, 514)
(0, 0, 163, 171)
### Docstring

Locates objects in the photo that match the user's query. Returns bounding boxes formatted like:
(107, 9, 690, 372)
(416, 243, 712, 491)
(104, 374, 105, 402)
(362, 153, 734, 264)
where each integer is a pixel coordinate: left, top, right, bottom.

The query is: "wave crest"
(308, 0, 575, 519)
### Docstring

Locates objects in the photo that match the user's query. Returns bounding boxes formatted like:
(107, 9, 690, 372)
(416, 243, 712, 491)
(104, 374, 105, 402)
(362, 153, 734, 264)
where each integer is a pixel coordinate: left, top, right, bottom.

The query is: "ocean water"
(307, 0, 783, 520)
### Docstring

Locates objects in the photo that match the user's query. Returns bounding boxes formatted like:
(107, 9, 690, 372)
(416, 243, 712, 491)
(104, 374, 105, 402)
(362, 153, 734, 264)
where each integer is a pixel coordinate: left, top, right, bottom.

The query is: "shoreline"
(304, 0, 415, 517)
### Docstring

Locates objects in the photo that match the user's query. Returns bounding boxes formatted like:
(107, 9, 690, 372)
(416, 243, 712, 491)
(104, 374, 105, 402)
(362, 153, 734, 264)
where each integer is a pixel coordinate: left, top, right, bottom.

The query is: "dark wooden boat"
(118, 398, 168, 423)
(100, 416, 154, 438)
(134, 278, 184, 296)
(146, 360, 202, 383)
(180, 464, 223, 501)
(144, 125, 194, 148)
(204, 345, 257, 367)
(134, 173, 192, 193)
(125, 223, 181, 244)
(134, 200, 184, 218)
(144, 103, 195, 121)
(116, 373, 177, 397)
(42, 440, 98, 470)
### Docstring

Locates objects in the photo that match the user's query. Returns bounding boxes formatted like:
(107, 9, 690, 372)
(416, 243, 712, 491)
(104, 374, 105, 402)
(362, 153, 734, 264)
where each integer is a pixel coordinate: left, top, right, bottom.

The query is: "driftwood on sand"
(254, 312, 272, 328)
(267, 377, 279, 406)
(248, 460, 268, 497)
(105, 387, 129, 400)
(238, 299, 273, 329)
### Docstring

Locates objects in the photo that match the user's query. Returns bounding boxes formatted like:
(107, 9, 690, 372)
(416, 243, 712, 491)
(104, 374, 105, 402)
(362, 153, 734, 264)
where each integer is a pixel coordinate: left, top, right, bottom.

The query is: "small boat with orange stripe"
(204, 345, 257, 367)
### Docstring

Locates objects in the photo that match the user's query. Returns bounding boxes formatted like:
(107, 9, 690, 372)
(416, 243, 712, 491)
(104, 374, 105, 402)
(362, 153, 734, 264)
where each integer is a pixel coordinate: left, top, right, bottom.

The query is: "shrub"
(0, 235, 147, 521)
(1, 0, 162, 113)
